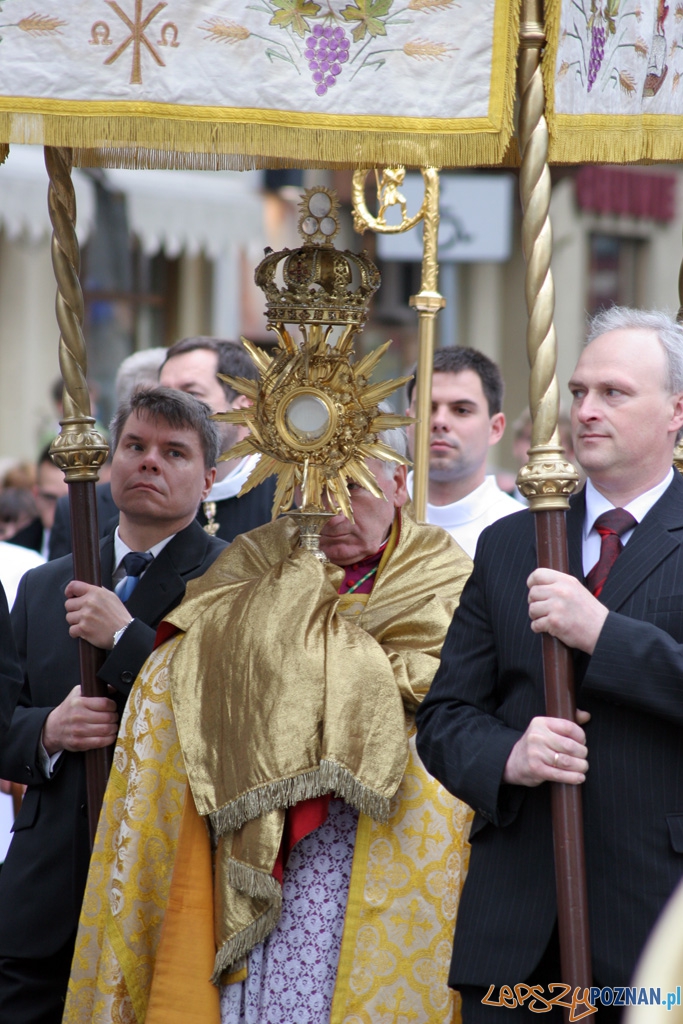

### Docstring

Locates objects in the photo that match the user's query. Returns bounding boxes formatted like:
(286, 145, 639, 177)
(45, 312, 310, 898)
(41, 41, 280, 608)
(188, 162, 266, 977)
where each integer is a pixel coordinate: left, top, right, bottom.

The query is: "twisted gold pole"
(351, 167, 444, 522)
(516, 5, 578, 509)
(516, 1, 591, 995)
(45, 147, 108, 479)
(44, 145, 111, 847)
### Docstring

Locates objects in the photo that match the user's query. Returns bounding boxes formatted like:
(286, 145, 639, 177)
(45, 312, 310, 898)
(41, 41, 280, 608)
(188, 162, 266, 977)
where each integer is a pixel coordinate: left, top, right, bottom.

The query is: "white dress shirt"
(407, 473, 526, 559)
(112, 527, 175, 588)
(582, 469, 674, 576)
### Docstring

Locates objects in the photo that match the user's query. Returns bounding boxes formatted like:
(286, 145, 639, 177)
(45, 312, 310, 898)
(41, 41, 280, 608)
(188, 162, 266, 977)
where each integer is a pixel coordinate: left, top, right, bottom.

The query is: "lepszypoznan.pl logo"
(482, 984, 682, 1020)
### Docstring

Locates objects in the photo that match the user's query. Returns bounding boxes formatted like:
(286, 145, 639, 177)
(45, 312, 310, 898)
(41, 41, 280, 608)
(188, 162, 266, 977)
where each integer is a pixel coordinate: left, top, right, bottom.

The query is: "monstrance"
(214, 186, 412, 560)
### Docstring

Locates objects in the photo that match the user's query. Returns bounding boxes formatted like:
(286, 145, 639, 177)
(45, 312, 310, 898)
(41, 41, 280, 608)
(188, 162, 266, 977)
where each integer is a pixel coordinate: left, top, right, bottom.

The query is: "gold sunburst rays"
(216, 375, 259, 401)
(357, 441, 411, 467)
(241, 337, 274, 373)
(212, 335, 412, 522)
(358, 376, 413, 409)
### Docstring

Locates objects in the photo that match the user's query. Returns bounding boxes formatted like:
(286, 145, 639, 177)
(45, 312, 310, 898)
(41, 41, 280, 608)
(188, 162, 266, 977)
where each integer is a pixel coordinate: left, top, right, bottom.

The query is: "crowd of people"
(0, 308, 681, 1023)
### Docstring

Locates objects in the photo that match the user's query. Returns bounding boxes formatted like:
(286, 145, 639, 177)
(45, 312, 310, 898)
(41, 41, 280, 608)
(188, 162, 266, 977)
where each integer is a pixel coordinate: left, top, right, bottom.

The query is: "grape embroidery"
(305, 25, 351, 97)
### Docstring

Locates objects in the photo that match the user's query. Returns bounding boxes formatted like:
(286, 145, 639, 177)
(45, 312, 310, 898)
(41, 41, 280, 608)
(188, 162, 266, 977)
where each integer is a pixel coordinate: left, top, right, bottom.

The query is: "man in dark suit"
(0, 387, 226, 1024)
(0, 582, 21, 748)
(416, 307, 683, 1020)
(159, 336, 276, 540)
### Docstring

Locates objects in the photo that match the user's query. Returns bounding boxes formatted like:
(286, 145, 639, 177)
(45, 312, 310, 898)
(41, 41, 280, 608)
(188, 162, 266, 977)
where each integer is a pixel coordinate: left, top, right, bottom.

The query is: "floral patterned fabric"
(221, 800, 358, 1024)
(220, 732, 473, 1024)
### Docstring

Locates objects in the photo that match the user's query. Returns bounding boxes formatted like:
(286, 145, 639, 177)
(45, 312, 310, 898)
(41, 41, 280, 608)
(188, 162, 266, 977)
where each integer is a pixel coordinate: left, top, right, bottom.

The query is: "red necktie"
(585, 508, 637, 597)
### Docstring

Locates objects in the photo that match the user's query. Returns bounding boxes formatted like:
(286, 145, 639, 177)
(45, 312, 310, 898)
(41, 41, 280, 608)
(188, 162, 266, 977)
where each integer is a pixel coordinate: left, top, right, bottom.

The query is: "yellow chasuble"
(65, 507, 473, 1024)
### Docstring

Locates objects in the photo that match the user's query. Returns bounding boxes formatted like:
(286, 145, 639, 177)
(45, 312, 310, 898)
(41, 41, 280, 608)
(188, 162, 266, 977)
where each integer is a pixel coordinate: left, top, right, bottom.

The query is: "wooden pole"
(44, 146, 111, 847)
(516, 0, 591, 1002)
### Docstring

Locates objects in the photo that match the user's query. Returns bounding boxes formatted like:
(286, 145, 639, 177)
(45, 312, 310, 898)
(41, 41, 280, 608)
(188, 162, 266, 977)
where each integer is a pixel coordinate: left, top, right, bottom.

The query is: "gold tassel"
(208, 759, 390, 837)
(211, 904, 282, 984)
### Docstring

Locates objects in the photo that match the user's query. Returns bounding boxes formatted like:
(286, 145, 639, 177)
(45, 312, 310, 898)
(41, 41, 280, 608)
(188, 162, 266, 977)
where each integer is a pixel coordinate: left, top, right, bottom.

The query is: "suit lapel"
(597, 474, 683, 610)
(124, 521, 208, 623)
(100, 533, 115, 591)
(567, 490, 585, 582)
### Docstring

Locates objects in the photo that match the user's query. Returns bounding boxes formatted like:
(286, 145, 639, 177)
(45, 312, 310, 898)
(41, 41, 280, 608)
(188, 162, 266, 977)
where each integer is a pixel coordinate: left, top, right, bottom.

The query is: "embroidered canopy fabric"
(0, 0, 520, 169)
(544, 0, 683, 163)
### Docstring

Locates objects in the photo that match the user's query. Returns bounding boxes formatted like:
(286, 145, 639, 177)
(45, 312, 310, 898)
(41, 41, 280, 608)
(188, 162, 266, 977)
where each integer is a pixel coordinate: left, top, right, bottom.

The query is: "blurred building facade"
(0, 150, 680, 475)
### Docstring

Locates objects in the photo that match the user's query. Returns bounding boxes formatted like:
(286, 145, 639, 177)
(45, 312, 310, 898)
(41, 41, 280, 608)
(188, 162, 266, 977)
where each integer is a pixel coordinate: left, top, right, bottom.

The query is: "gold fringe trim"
(0, 119, 515, 170)
(66, 122, 511, 171)
(209, 759, 391, 837)
(211, 902, 282, 985)
(542, 0, 683, 164)
(227, 858, 282, 903)
(547, 122, 683, 165)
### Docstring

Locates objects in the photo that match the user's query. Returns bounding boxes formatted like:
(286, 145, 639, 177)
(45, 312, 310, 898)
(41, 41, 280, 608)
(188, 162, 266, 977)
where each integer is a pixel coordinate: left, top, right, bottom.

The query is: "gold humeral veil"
(64, 507, 473, 1024)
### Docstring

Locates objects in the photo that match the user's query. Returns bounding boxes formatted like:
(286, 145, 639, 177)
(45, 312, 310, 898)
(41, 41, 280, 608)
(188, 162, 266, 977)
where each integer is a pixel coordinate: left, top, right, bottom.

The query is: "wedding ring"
(553, 752, 559, 768)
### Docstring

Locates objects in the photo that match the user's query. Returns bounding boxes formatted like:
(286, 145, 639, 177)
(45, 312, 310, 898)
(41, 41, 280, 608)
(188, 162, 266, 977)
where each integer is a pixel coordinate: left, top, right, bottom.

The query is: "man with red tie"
(417, 307, 683, 1020)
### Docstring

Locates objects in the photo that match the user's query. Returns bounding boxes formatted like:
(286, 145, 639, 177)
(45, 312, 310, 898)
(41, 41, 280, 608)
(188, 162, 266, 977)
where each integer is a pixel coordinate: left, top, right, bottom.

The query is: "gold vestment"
(65, 507, 473, 1023)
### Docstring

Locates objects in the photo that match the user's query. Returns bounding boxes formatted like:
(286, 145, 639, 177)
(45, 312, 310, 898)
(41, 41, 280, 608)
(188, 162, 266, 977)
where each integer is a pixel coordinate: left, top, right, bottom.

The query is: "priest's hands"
(503, 711, 591, 787)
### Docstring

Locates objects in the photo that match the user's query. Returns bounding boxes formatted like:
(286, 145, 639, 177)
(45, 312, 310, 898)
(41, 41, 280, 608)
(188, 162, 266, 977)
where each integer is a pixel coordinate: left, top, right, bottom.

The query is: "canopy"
(0, 0, 520, 170)
(544, 0, 683, 163)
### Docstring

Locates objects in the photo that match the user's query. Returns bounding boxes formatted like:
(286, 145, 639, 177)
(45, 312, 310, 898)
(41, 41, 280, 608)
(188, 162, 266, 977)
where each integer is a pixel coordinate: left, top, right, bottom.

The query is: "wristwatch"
(112, 619, 134, 647)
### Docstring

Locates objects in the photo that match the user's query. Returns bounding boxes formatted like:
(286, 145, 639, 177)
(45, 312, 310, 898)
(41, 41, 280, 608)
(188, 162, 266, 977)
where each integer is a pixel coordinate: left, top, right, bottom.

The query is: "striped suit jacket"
(416, 474, 683, 989)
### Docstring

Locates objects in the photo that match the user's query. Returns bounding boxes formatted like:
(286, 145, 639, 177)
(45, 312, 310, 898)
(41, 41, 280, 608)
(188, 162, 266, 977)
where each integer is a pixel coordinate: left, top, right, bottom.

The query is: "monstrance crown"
(214, 186, 412, 537)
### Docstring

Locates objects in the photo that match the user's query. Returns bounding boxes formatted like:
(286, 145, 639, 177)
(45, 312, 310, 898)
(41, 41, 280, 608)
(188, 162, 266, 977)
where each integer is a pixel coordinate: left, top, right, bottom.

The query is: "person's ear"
(669, 392, 683, 437)
(393, 464, 409, 506)
(231, 393, 252, 411)
(488, 412, 505, 447)
(201, 466, 216, 501)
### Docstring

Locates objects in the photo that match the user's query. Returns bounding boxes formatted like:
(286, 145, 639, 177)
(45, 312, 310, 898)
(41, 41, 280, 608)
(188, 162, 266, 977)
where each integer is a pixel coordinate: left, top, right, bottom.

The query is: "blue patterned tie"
(116, 551, 153, 602)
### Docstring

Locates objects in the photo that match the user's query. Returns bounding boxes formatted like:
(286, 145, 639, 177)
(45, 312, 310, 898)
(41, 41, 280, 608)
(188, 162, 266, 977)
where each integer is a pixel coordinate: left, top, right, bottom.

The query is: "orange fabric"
(145, 788, 220, 1024)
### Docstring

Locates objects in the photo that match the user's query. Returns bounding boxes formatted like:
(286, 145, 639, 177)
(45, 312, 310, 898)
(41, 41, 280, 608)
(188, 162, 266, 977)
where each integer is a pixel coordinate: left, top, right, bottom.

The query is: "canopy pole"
(45, 145, 111, 848)
(351, 168, 444, 522)
(515, 0, 590, 1006)
(408, 169, 445, 523)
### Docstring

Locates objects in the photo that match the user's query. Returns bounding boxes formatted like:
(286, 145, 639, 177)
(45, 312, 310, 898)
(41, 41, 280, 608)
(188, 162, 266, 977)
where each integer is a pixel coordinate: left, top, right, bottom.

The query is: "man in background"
(407, 347, 524, 558)
(159, 336, 276, 541)
(505, 406, 580, 503)
(9, 446, 68, 559)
